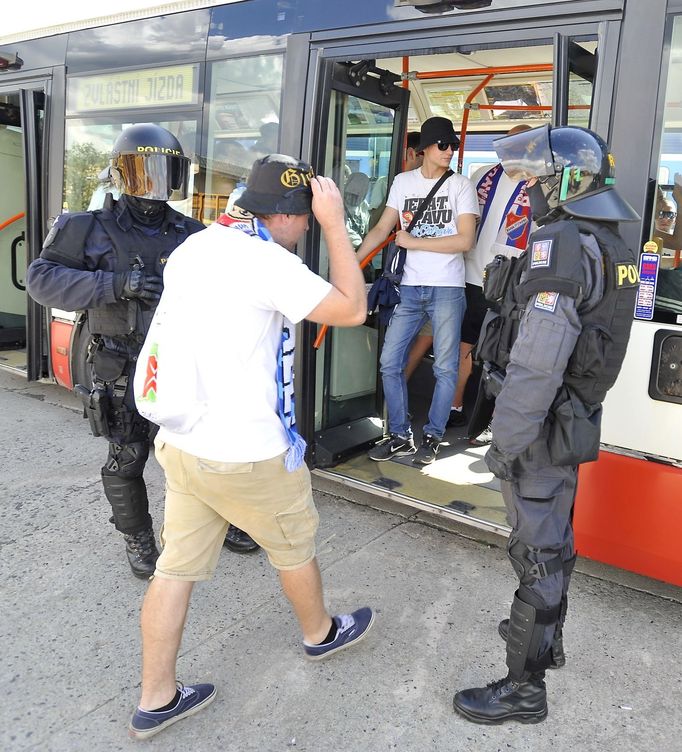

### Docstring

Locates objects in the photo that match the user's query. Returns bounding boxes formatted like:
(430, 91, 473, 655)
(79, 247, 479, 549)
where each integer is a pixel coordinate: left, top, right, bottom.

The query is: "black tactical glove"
(485, 442, 516, 481)
(113, 270, 163, 303)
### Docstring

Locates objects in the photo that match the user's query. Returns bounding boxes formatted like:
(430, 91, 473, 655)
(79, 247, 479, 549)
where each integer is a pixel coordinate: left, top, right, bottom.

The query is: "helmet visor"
(494, 124, 555, 181)
(112, 153, 189, 201)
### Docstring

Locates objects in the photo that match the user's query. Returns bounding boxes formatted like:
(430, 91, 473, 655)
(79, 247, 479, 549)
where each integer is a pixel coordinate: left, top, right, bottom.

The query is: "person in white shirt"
(128, 155, 374, 740)
(357, 117, 478, 465)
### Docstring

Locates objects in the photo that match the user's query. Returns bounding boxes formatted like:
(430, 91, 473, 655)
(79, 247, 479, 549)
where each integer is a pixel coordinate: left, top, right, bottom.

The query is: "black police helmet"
(235, 154, 314, 215)
(494, 124, 639, 222)
(110, 123, 190, 201)
(546, 126, 639, 222)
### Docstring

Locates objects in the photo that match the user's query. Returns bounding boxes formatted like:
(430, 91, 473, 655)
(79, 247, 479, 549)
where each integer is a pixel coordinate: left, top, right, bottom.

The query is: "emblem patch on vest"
(534, 291, 559, 312)
(530, 239, 552, 268)
(615, 262, 639, 288)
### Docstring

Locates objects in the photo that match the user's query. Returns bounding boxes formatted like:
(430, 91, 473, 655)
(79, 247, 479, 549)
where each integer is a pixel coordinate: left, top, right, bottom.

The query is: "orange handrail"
(312, 231, 397, 349)
(413, 63, 553, 80)
(0, 212, 25, 232)
(457, 73, 493, 174)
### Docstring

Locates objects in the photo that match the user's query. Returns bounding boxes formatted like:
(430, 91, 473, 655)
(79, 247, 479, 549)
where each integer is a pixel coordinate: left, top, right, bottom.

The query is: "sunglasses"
(657, 210, 677, 219)
(437, 141, 458, 152)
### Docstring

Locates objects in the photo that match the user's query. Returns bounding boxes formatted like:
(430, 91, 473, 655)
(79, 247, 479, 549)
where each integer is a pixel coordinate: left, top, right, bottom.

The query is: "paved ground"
(1, 369, 681, 752)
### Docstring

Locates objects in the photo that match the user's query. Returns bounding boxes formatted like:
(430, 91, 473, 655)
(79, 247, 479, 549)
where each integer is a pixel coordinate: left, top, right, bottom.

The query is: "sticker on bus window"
(634, 252, 659, 320)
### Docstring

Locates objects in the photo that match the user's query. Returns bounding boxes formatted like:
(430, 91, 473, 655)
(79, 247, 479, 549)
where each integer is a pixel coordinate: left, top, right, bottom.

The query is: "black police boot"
(498, 618, 566, 668)
(453, 673, 547, 725)
(123, 527, 160, 579)
(223, 524, 260, 554)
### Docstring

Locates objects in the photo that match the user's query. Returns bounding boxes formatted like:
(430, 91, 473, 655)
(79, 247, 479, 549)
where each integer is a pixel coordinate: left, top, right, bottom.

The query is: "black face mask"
(527, 180, 552, 224)
(124, 195, 167, 228)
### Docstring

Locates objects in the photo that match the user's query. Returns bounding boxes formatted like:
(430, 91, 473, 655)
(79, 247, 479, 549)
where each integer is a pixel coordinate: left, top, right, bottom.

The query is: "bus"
(1, 0, 680, 588)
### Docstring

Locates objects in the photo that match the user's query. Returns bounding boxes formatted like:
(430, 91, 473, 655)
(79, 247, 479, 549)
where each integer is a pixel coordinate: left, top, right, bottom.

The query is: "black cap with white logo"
(236, 154, 314, 215)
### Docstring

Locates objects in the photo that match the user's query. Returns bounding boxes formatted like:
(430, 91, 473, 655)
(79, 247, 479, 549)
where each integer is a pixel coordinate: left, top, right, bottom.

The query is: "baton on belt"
(312, 231, 397, 350)
(466, 363, 506, 439)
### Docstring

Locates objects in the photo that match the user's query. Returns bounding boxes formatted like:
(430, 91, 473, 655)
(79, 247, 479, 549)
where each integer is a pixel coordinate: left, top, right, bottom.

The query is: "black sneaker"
(123, 527, 160, 580)
(223, 524, 260, 554)
(447, 408, 467, 427)
(413, 434, 440, 465)
(368, 434, 416, 461)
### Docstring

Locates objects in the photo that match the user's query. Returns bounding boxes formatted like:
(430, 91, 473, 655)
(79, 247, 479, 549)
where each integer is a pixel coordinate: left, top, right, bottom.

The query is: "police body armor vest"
(481, 217, 638, 407)
(49, 204, 200, 343)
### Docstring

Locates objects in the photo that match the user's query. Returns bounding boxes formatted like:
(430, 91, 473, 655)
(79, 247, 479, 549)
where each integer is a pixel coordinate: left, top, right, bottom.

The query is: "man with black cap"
(128, 154, 373, 740)
(452, 124, 639, 724)
(357, 116, 478, 465)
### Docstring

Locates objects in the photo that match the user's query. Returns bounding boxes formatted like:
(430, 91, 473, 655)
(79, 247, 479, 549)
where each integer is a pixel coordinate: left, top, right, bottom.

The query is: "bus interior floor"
(0, 347, 27, 370)
(327, 357, 508, 529)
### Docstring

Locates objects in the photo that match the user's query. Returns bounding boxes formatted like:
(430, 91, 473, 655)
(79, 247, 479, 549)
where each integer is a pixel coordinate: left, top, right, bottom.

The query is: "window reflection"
(201, 54, 283, 225)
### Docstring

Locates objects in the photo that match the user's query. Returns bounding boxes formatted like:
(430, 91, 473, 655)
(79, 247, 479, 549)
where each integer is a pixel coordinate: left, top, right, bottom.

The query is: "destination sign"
(69, 64, 199, 113)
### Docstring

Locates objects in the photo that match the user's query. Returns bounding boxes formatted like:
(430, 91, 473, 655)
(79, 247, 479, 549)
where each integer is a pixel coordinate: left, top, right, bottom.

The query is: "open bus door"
(0, 83, 46, 381)
(304, 61, 409, 468)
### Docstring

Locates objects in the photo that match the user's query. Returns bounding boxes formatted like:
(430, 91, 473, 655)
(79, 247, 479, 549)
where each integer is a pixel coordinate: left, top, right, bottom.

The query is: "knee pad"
(102, 441, 149, 479)
(507, 537, 564, 590)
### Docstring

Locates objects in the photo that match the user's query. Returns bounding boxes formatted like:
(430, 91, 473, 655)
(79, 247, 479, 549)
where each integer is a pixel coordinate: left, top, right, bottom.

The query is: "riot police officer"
(452, 125, 640, 723)
(27, 124, 258, 578)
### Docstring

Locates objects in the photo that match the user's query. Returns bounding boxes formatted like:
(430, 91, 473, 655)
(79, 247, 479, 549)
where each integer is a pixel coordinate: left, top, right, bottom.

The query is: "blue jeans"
(380, 285, 466, 440)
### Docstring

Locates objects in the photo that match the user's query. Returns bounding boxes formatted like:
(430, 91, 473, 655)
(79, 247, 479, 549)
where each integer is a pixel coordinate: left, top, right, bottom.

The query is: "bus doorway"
(0, 84, 45, 380)
(306, 34, 600, 534)
(307, 61, 409, 467)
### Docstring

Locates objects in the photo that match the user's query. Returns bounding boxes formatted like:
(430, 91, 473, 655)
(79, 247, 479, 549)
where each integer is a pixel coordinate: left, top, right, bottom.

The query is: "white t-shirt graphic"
(386, 168, 479, 287)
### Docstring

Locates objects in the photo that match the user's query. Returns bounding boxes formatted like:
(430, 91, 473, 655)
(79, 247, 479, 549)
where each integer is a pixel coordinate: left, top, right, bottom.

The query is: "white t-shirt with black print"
(386, 167, 479, 287)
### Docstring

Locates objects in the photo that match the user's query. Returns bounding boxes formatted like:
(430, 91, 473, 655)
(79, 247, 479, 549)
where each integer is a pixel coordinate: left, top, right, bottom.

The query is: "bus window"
(648, 16, 682, 325)
(203, 54, 283, 224)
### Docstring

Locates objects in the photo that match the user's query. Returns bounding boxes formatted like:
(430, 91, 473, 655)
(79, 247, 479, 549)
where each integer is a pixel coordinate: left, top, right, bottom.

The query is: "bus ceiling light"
(395, 0, 493, 12)
(0, 51, 23, 71)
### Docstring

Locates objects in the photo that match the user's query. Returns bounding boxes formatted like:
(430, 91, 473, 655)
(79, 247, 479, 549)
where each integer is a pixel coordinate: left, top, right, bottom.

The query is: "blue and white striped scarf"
(217, 212, 306, 471)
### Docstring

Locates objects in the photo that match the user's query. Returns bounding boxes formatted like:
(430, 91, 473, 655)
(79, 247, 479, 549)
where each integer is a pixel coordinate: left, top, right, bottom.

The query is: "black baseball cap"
(235, 154, 314, 215)
(417, 117, 460, 152)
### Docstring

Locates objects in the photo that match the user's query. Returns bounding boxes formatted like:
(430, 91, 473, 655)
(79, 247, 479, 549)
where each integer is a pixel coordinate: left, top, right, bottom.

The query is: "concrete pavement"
(1, 369, 681, 751)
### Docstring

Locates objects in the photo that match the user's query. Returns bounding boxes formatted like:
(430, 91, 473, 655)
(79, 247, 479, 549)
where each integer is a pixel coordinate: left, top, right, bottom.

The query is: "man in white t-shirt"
(357, 117, 478, 465)
(128, 155, 373, 740)
(449, 124, 534, 444)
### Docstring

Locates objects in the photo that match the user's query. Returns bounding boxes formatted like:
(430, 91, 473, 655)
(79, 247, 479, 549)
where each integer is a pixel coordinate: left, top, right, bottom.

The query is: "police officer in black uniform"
(27, 124, 259, 578)
(452, 125, 640, 724)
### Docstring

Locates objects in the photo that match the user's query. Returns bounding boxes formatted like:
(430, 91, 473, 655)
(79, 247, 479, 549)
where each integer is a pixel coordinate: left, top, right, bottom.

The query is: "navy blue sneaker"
(129, 682, 216, 740)
(303, 607, 375, 661)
